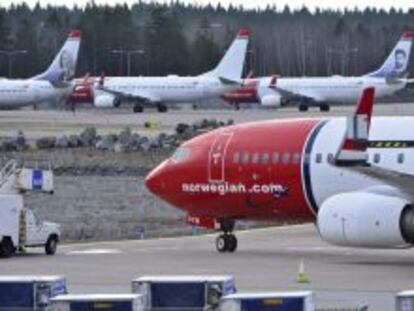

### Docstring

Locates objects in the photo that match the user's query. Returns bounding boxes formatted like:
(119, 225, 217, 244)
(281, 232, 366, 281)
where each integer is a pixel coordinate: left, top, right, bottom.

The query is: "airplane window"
(232, 152, 240, 164)
(293, 153, 301, 164)
(398, 153, 405, 164)
(262, 153, 270, 164)
(282, 153, 290, 164)
(171, 148, 190, 162)
(242, 152, 250, 164)
(252, 153, 259, 164)
(316, 153, 322, 163)
(272, 153, 279, 164)
(373, 153, 381, 164)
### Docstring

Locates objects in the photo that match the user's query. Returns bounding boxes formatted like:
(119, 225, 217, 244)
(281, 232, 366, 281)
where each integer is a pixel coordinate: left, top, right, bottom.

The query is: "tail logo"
(59, 49, 75, 81)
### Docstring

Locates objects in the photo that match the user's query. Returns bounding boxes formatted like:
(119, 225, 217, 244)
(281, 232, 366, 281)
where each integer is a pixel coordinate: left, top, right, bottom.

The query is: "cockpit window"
(171, 147, 190, 162)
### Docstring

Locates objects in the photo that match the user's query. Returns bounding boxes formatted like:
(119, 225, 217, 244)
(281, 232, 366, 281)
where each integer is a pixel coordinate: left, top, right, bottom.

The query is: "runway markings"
(66, 248, 122, 255)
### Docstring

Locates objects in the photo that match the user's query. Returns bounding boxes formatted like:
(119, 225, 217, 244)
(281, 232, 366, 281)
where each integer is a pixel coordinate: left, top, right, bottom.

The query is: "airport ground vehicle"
(146, 87, 414, 253)
(0, 275, 67, 310)
(0, 194, 61, 257)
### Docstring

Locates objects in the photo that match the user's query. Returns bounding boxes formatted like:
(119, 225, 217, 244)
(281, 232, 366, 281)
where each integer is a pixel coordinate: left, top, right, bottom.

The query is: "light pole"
(112, 49, 145, 76)
(0, 50, 28, 78)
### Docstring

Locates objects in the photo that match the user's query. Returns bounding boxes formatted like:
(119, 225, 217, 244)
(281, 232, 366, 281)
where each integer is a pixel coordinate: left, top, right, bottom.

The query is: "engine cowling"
(260, 94, 282, 107)
(317, 192, 414, 248)
(94, 95, 121, 108)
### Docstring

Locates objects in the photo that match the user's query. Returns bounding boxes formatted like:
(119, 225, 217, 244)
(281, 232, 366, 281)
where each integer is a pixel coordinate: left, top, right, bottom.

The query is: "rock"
(68, 135, 80, 148)
(80, 126, 97, 147)
(227, 119, 234, 126)
(175, 123, 190, 135)
(56, 135, 69, 148)
(118, 127, 132, 145)
(96, 134, 116, 151)
(36, 137, 56, 149)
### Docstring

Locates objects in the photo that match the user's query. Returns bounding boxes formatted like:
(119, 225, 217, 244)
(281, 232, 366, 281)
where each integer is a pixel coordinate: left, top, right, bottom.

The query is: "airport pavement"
(0, 224, 413, 310)
(0, 103, 413, 140)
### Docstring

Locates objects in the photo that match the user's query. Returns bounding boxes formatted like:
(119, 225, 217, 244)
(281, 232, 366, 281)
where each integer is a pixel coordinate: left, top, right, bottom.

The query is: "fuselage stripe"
(302, 120, 328, 215)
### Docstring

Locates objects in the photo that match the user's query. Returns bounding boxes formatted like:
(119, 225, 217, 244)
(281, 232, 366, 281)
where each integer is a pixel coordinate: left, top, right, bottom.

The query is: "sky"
(0, 0, 412, 12)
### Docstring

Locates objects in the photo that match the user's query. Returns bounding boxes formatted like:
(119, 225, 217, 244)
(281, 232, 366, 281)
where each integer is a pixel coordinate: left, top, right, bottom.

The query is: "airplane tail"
(34, 30, 82, 86)
(366, 32, 413, 78)
(201, 29, 250, 81)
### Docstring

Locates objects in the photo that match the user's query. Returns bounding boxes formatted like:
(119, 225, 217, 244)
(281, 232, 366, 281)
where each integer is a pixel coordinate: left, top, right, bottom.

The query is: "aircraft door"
(208, 132, 233, 183)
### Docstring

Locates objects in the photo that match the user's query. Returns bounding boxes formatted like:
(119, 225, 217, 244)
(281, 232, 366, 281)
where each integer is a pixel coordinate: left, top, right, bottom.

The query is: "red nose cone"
(145, 161, 168, 195)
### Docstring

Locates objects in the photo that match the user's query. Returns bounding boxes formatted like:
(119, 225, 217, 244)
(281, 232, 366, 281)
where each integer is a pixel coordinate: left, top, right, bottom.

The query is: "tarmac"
(0, 102, 412, 140)
(1, 224, 414, 309)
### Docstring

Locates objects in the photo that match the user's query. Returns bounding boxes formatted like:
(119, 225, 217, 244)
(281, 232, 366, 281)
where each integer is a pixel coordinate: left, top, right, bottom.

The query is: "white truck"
(0, 194, 60, 258)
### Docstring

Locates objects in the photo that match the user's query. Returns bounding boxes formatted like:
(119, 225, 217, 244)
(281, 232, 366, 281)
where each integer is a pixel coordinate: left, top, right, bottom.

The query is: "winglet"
(334, 87, 375, 166)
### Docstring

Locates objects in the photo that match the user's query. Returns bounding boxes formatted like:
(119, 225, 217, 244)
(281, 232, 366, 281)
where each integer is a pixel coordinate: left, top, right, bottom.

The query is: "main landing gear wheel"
(298, 104, 309, 112)
(319, 104, 330, 112)
(157, 104, 168, 113)
(215, 234, 238, 253)
(133, 104, 144, 113)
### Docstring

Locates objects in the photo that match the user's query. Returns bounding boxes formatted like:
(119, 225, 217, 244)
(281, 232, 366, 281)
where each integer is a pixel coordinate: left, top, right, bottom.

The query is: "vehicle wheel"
(157, 104, 168, 113)
(320, 104, 330, 112)
(133, 104, 144, 113)
(45, 236, 58, 255)
(0, 238, 15, 258)
(216, 234, 227, 253)
(226, 234, 238, 253)
(299, 104, 308, 112)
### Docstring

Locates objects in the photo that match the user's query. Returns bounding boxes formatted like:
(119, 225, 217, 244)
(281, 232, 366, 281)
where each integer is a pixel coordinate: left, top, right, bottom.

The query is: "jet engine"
(94, 94, 121, 108)
(317, 192, 414, 248)
(260, 94, 282, 107)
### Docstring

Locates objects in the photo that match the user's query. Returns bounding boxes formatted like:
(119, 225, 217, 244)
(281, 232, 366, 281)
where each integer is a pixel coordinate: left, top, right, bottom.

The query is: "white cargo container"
(0, 275, 67, 310)
(219, 291, 315, 311)
(51, 294, 145, 311)
(132, 275, 236, 310)
(0, 194, 61, 257)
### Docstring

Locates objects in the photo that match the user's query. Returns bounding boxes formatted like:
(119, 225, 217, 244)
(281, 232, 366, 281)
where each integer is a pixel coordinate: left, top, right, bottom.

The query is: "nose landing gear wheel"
(215, 234, 238, 253)
(133, 104, 144, 113)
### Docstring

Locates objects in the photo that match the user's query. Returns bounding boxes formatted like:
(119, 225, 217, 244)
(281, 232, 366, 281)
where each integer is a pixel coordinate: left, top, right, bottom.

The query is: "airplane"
(146, 86, 414, 253)
(222, 32, 413, 112)
(92, 29, 250, 113)
(0, 30, 81, 109)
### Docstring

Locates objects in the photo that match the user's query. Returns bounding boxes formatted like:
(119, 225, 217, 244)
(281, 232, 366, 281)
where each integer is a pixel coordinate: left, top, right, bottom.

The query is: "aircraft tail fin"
(34, 30, 82, 86)
(366, 32, 413, 78)
(201, 29, 250, 80)
(334, 87, 375, 166)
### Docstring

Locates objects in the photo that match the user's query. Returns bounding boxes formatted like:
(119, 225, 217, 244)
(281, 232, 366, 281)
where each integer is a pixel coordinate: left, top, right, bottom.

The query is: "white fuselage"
(309, 117, 413, 208)
(0, 80, 70, 108)
(258, 76, 405, 104)
(97, 76, 236, 103)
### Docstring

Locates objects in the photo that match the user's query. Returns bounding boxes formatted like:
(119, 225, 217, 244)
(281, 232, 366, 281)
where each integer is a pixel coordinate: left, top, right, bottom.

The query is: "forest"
(0, 1, 412, 79)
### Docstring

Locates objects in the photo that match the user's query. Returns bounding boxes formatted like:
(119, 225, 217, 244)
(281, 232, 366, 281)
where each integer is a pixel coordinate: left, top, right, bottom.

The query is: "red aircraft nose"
(145, 161, 168, 195)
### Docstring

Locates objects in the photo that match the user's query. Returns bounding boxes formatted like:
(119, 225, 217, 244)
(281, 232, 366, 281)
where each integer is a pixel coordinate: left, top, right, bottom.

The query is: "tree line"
(0, 1, 412, 79)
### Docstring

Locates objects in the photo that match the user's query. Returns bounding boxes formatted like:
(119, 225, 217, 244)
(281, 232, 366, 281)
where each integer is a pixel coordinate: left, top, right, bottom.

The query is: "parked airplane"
(0, 30, 81, 109)
(146, 87, 414, 252)
(93, 29, 250, 113)
(222, 32, 413, 112)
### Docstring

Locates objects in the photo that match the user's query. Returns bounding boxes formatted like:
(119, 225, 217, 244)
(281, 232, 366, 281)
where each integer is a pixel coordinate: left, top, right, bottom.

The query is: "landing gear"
(0, 238, 15, 258)
(319, 103, 330, 112)
(298, 104, 309, 112)
(157, 103, 168, 113)
(215, 220, 237, 253)
(133, 104, 144, 113)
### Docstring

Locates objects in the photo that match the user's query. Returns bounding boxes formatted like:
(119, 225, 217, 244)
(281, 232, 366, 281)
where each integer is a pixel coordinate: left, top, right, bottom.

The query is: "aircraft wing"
(96, 84, 161, 104)
(268, 77, 324, 103)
